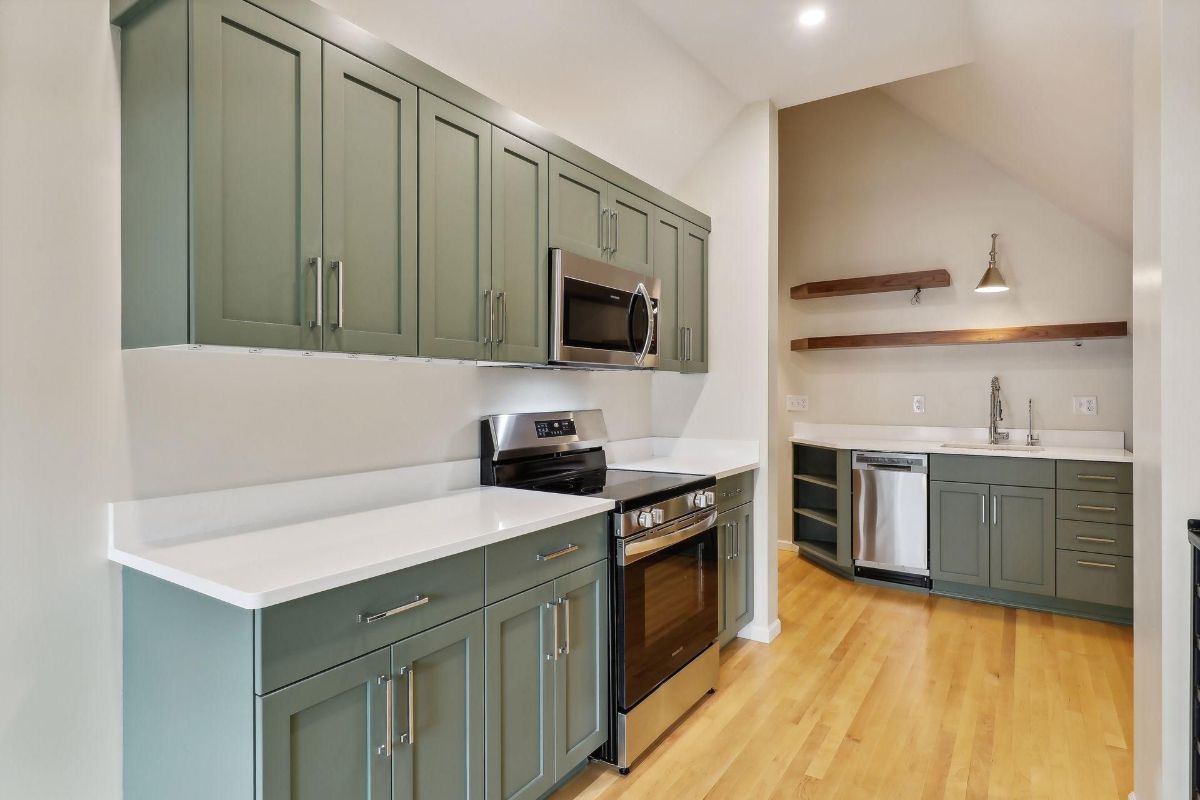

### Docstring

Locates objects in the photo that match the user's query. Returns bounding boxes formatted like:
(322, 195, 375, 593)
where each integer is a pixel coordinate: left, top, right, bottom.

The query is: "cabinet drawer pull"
(1076, 560, 1118, 569)
(560, 597, 571, 656)
(546, 601, 560, 661)
(1076, 504, 1118, 513)
(308, 256, 322, 329)
(1076, 535, 1117, 544)
(377, 675, 392, 757)
(482, 289, 493, 344)
(398, 666, 415, 744)
(497, 291, 507, 343)
(330, 259, 344, 329)
(358, 595, 430, 624)
(1077, 474, 1117, 482)
(536, 543, 578, 562)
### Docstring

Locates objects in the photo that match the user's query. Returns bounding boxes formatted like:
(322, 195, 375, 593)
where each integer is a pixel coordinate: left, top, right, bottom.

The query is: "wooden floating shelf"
(791, 321, 1129, 351)
(790, 269, 951, 300)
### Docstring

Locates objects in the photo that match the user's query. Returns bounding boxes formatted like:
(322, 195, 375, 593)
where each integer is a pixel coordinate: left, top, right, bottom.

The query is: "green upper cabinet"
(323, 46, 419, 357)
(490, 129, 550, 364)
(549, 156, 608, 262)
(257, 647, 392, 800)
(418, 92, 493, 360)
(930, 481, 990, 587)
(191, 0, 323, 350)
(390, 612, 485, 800)
(989, 485, 1055, 597)
(651, 208, 685, 371)
(680, 223, 709, 373)
(608, 186, 654, 274)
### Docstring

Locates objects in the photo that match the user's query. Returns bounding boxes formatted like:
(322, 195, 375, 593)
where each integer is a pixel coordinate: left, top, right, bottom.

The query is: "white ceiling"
(628, 0, 976, 107)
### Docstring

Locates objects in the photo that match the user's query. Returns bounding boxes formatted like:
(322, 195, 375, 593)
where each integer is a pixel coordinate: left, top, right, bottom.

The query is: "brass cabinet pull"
(1077, 504, 1118, 513)
(1077, 474, 1117, 482)
(1076, 560, 1118, 569)
(358, 595, 430, 624)
(536, 543, 578, 562)
(1076, 535, 1117, 544)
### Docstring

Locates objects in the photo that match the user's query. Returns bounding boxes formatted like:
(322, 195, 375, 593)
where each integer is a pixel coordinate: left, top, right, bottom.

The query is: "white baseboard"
(777, 540, 799, 552)
(738, 617, 781, 644)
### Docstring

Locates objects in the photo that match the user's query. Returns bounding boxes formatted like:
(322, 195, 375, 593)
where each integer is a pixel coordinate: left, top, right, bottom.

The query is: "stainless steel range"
(480, 410, 720, 773)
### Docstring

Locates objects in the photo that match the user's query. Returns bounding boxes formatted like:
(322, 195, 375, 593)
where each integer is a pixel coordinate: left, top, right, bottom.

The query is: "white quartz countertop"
(110, 483, 612, 610)
(788, 424, 1131, 463)
(606, 437, 759, 479)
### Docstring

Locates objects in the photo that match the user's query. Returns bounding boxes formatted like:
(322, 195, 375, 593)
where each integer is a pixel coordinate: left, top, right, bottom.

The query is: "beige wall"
(778, 90, 1133, 448)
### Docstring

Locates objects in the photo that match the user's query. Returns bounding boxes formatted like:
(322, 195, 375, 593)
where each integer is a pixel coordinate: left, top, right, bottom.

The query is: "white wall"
(778, 90, 1134, 449)
(653, 101, 781, 641)
(0, 1, 728, 796)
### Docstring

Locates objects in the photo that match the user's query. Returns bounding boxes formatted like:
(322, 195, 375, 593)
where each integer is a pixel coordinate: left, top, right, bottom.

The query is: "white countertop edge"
(609, 457, 759, 479)
(109, 499, 613, 609)
(788, 435, 1132, 463)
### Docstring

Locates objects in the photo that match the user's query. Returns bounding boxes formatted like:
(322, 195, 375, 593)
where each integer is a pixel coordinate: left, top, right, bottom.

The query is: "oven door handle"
(620, 510, 717, 565)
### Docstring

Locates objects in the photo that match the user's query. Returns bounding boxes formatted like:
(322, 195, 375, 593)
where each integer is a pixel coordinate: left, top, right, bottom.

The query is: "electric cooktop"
(523, 468, 710, 512)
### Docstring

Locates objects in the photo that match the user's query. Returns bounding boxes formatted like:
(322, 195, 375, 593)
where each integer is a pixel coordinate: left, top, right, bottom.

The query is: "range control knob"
(693, 491, 714, 508)
(651, 508, 665, 524)
(637, 510, 654, 528)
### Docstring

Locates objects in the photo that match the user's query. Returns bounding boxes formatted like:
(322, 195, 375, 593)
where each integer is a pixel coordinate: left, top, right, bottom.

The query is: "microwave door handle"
(633, 282, 655, 366)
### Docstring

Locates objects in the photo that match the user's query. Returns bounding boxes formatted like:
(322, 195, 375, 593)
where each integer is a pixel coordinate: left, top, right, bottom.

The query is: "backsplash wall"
(779, 89, 1133, 445)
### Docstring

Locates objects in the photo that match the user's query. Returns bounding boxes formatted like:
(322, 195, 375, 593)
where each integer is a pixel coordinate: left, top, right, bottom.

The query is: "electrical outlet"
(1072, 396, 1098, 416)
(786, 395, 810, 412)
(912, 395, 926, 414)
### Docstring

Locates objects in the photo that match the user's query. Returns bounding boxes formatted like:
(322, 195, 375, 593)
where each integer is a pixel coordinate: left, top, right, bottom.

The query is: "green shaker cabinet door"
(608, 186, 654, 273)
(652, 208, 685, 371)
(680, 224, 709, 373)
(715, 508, 733, 645)
(191, 0, 322, 350)
(549, 156, 608, 262)
(553, 561, 610, 778)
(390, 612, 485, 800)
(485, 582, 556, 800)
(323, 45, 418, 357)
(728, 503, 754, 637)
(491, 129, 549, 364)
(930, 481, 990, 587)
(418, 92, 492, 360)
(257, 648, 391, 800)
(989, 485, 1056, 596)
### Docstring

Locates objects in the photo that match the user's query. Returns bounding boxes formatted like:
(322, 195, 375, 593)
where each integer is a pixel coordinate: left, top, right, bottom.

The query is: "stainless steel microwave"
(549, 249, 660, 369)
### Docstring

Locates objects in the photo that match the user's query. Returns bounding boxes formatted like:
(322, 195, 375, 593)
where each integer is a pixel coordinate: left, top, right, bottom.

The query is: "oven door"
(616, 508, 718, 710)
(551, 248, 659, 368)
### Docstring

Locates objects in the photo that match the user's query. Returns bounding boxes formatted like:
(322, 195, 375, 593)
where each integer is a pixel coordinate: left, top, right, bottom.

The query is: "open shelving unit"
(792, 443, 852, 575)
(791, 321, 1129, 351)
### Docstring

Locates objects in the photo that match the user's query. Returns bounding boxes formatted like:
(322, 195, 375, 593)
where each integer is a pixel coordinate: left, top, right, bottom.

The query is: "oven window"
(618, 526, 718, 710)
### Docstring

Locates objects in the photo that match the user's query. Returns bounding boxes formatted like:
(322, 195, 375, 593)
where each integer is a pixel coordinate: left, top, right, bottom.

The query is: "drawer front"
(1055, 551, 1133, 608)
(716, 470, 754, 511)
(1056, 519, 1133, 557)
(256, 549, 484, 694)
(930, 455, 1055, 488)
(1056, 489, 1133, 525)
(485, 514, 608, 604)
(1056, 460, 1132, 493)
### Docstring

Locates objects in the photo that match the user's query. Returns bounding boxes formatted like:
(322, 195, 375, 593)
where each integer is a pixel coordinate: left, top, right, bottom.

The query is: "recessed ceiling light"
(798, 7, 826, 27)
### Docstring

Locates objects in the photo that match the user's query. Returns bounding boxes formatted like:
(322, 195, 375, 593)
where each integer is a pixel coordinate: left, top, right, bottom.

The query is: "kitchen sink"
(940, 442, 1045, 453)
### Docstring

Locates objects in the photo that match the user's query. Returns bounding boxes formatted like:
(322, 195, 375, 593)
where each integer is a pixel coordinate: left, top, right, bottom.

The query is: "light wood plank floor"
(557, 554, 1133, 799)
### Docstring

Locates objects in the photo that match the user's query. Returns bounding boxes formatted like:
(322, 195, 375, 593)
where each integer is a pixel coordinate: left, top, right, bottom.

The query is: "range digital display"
(534, 419, 577, 438)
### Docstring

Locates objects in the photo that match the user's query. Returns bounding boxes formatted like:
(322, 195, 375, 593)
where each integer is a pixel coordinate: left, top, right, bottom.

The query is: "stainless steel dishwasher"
(851, 451, 930, 587)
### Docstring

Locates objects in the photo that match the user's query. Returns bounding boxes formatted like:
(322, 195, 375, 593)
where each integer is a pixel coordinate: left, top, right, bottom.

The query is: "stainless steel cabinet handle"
(611, 208, 618, 257)
(1076, 474, 1117, 482)
(329, 260, 344, 330)
(1076, 535, 1117, 544)
(600, 209, 609, 255)
(1077, 504, 1118, 513)
(546, 601, 560, 661)
(536, 543, 578, 562)
(725, 523, 735, 560)
(980, 495, 986, 525)
(559, 597, 571, 656)
(482, 289, 493, 344)
(497, 291, 507, 343)
(308, 257, 323, 329)
(398, 666, 415, 744)
(992, 495, 998, 526)
(1076, 559, 1118, 569)
(734, 521, 741, 559)
(679, 328, 686, 361)
(377, 675, 392, 757)
(358, 595, 430, 624)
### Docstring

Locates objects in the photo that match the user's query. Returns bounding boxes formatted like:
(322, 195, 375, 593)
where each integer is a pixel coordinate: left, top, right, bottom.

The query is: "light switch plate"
(1072, 396, 1098, 416)
(912, 395, 926, 414)
(786, 395, 809, 412)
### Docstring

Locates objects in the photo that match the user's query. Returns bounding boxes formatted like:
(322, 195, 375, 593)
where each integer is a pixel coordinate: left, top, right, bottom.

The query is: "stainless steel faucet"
(989, 376, 1009, 444)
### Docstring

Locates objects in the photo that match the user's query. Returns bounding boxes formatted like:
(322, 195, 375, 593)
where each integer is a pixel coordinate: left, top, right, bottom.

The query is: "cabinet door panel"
(192, 0, 322, 349)
(930, 481, 990, 587)
(257, 648, 390, 800)
(729, 504, 754, 635)
(553, 561, 609, 778)
(609, 186, 653, 273)
(549, 156, 607, 261)
(652, 208, 684, 370)
(716, 509, 733, 646)
(485, 583, 555, 800)
(990, 485, 1055, 596)
(323, 46, 418, 356)
(680, 224, 709, 373)
(391, 612, 484, 800)
(418, 92, 491, 360)
(491, 129, 549, 364)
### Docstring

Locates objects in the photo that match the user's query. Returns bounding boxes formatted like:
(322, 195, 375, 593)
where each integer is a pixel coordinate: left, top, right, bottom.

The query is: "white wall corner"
(738, 618, 782, 644)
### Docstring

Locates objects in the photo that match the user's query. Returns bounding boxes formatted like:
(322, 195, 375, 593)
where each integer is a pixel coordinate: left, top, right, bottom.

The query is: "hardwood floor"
(556, 554, 1133, 799)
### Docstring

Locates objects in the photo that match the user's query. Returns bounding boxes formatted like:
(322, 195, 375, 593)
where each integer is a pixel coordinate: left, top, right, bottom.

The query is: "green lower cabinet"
(989, 485, 1055, 596)
(930, 481, 990, 587)
(484, 561, 609, 800)
(717, 503, 754, 647)
(258, 647, 392, 800)
(390, 611, 485, 800)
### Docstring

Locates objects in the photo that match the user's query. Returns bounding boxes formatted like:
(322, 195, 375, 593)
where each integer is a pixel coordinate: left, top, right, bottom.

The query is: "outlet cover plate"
(1072, 396, 1098, 416)
(912, 395, 926, 414)
(786, 395, 809, 412)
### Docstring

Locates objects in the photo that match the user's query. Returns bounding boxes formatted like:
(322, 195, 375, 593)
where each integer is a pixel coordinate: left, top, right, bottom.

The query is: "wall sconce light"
(975, 233, 1009, 293)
